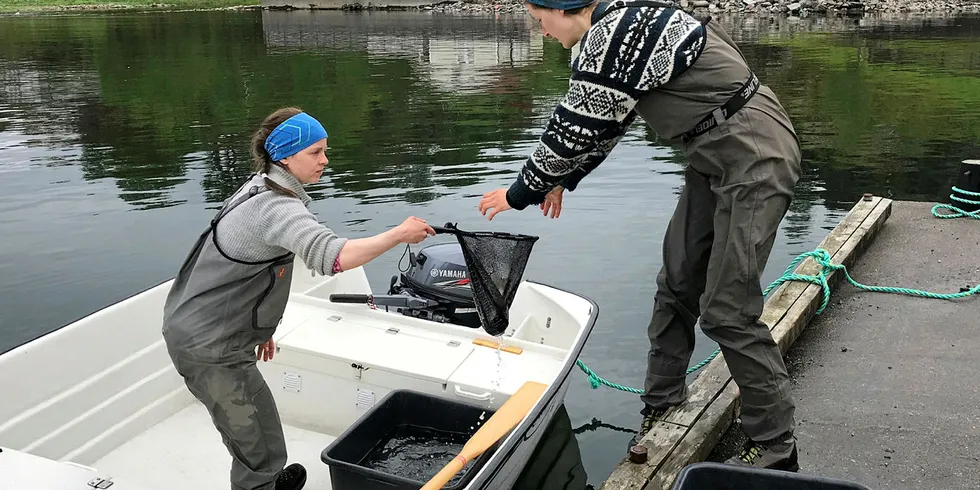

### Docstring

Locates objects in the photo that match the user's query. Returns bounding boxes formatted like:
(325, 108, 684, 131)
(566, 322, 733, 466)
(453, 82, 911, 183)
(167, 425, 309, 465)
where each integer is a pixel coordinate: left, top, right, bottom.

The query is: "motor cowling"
(389, 242, 480, 328)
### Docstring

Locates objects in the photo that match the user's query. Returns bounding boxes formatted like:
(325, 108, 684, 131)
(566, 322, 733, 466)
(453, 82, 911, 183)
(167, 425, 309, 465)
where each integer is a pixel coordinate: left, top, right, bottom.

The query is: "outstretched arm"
(559, 111, 639, 192)
(262, 200, 434, 275)
(503, 74, 641, 211)
(334, 218, 433, 272)
(483, 7, 707, 218)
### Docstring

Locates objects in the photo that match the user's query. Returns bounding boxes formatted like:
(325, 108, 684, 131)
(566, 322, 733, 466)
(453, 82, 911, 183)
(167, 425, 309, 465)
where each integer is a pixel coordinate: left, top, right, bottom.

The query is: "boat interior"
(0, 258, 595, 489)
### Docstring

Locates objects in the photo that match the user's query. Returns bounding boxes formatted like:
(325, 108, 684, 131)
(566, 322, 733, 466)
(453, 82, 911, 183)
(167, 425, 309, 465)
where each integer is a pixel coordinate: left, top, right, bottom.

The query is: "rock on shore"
(18, 0, 977, 17)
(388, 0, 980, 16)
(679, 0, 980, 15)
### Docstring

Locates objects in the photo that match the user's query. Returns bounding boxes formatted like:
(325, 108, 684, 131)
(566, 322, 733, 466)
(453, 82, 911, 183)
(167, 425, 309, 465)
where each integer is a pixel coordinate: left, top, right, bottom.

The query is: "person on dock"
(477, 0, 802, 472)
(161, 107, 436, 490)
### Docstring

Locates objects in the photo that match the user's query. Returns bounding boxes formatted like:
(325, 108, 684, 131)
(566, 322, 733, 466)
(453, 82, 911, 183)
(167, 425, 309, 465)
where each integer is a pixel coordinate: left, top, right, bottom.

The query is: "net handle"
(430, 222, 539, 242)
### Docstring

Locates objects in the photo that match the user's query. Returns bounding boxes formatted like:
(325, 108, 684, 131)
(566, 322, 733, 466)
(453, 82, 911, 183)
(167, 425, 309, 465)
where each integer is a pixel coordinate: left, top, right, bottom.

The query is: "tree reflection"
(1, 11, 979, 220)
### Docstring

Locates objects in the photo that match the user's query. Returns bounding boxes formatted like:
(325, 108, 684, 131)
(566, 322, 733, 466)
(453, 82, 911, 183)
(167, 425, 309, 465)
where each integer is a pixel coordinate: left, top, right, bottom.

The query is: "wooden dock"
(598, 195, 894, 490)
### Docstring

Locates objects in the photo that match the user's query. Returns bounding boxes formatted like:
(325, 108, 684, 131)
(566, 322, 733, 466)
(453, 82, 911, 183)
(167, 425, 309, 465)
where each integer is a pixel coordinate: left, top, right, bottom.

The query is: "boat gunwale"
(467, 278, 599, 489)
(0, 276, 175, 357)
(0, 272, 600, 490)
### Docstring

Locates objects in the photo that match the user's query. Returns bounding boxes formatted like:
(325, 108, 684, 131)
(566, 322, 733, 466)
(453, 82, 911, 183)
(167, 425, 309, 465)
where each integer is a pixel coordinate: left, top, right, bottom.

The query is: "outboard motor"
(388, 242, 481, 328)
(328, 221, 537, 334)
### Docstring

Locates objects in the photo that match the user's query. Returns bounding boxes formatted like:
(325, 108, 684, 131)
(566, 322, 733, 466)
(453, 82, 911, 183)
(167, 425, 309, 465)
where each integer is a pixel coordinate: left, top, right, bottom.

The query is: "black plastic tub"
(672, 462, 873, 490)
(321, 389, 499, 490)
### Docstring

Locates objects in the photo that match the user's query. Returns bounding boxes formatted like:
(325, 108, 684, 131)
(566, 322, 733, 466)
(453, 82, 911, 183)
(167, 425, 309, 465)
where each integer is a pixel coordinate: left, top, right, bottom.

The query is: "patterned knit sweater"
(505, 2, 707, 210)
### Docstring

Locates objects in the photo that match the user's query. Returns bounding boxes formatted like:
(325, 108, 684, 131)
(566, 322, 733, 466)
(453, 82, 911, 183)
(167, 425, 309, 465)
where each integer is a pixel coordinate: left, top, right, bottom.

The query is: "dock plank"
(646, 382, 740, 490)
(596, 422, 689, 490)
(772, 197, 892, 354)
(598, 196, 893, 490)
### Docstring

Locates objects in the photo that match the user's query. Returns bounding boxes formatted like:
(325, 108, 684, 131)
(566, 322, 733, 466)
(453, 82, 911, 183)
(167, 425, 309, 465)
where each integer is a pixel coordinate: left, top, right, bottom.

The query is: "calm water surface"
(2, 9, 980, 486)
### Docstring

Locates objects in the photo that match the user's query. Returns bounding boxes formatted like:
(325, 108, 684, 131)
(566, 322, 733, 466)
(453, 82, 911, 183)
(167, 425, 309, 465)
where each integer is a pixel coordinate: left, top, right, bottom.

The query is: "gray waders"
(618, 1, 802, 443)
(162, 177, 296, 490)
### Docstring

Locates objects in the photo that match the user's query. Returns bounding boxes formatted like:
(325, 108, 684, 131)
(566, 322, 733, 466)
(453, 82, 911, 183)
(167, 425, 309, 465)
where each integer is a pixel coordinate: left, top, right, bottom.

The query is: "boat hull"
(470, 369, 575, 489)
(0, 262, 599, 490)
(465, 280, 598, 490)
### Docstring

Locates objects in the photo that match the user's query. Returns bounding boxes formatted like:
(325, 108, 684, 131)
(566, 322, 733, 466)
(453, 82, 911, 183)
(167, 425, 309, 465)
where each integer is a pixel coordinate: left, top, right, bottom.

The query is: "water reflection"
(262, 11, 545, 95)
(724, 13, 980, 210)
(0, 11, 566, 211)
(514, 404, 592, 490)
(0, 12, 978, 213)
(2, 10, 980, 487)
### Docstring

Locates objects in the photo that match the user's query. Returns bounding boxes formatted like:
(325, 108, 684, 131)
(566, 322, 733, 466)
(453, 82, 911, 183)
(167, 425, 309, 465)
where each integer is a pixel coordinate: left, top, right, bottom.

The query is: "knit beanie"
(525, 0, 596, 10)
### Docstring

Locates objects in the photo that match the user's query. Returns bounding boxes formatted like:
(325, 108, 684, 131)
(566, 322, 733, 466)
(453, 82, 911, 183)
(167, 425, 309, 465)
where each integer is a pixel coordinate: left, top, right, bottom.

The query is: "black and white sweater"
(505, 3, 706, 210)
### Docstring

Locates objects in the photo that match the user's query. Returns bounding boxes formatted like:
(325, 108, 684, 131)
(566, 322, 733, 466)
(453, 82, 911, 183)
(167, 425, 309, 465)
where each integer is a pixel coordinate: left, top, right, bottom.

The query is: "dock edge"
(598, 195, 894, 490)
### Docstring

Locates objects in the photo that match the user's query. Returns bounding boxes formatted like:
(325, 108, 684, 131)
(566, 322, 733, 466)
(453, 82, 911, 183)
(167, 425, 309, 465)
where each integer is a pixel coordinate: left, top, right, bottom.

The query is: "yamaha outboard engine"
(329, 222, 538, 333)
(388, 242, 481, 328)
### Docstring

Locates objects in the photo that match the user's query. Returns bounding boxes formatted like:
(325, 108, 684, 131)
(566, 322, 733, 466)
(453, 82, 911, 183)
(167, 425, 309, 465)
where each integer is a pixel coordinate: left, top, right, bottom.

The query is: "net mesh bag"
(439, 223, 539, 336)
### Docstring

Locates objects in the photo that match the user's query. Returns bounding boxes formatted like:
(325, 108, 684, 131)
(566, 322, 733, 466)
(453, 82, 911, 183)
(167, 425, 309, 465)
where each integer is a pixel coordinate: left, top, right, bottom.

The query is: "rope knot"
(811, 248, 833, 264)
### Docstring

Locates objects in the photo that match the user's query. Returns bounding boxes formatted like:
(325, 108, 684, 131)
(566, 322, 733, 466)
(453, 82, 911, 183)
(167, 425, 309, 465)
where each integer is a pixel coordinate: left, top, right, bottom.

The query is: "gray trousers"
(169, 352, 287, 490)
(641, 106, 802, 443)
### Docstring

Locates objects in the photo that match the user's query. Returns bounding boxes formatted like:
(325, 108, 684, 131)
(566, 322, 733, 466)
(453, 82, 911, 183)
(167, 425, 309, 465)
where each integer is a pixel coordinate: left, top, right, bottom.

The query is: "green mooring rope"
(577, 193, 980, 394)
(576, 348, 721, 394)
(931, 186, 980, 219)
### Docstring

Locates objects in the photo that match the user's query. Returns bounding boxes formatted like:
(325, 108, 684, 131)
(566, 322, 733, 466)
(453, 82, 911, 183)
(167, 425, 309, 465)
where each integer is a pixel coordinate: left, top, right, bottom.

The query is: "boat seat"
(274, 303, 563, 394)
(0, 446, 156, 490)
(258, 302, 564, 435)
(274, 306, 476, 387)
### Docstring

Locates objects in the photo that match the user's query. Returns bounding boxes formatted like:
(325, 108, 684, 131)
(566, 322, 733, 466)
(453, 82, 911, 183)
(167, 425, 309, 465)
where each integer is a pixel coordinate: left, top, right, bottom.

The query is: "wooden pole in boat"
(953, 159, 980, 212)
(420, 381, 548, 490)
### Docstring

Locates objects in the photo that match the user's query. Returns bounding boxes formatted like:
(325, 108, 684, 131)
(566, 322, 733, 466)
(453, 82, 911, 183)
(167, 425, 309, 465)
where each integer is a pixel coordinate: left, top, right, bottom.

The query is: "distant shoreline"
(2, 0, 978, 16)
(0, 0, 257, 14)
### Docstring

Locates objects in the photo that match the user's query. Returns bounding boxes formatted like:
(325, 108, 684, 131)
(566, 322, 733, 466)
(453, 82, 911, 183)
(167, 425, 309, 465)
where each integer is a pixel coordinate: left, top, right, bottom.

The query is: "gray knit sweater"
(214, 165, 347, 274)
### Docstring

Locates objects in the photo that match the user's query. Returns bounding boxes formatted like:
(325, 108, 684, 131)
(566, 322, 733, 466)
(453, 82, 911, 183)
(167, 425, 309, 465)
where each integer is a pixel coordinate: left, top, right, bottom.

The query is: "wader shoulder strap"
(208, 178, 290, 266)
(210, 176, 268, 227)
(681, 71, 760, 143)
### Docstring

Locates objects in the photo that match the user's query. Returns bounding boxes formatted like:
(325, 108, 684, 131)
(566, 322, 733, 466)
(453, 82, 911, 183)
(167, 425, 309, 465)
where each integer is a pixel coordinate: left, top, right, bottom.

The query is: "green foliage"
(0, 0, 256, 13)
(741, 27, 980, 207)
(1, 12, 979, 210)
(0, 11, 573, 207)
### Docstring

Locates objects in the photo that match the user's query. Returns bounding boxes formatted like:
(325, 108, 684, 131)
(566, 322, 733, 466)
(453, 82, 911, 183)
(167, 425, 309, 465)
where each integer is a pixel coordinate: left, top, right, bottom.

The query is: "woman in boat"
(477, 0, 802, 472)
(161, 107, 436, 490)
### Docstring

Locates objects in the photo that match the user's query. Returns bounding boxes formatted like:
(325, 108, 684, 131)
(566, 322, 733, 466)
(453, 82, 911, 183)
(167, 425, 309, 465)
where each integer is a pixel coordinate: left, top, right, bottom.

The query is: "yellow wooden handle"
(419, 381, 547, 489)
(472, 338, 523, 355)
(420, 455, 467, 490)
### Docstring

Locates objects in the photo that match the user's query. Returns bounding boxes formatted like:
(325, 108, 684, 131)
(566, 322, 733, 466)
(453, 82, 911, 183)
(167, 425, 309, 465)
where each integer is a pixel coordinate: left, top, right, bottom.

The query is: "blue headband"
(263, 112, 328, 162)
(526, 0, 595, 9)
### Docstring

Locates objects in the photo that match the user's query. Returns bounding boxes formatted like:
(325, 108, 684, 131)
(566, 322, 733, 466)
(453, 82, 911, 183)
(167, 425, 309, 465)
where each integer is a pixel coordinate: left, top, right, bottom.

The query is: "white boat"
(0, 239, 598, 490)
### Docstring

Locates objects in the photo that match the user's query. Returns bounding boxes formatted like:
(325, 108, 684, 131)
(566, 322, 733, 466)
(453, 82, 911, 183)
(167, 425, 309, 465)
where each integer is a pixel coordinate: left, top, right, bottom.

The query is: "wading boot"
(275, 463, 307, 490)
(725, 433, 799, 472)
(628, 406, 670, 451)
